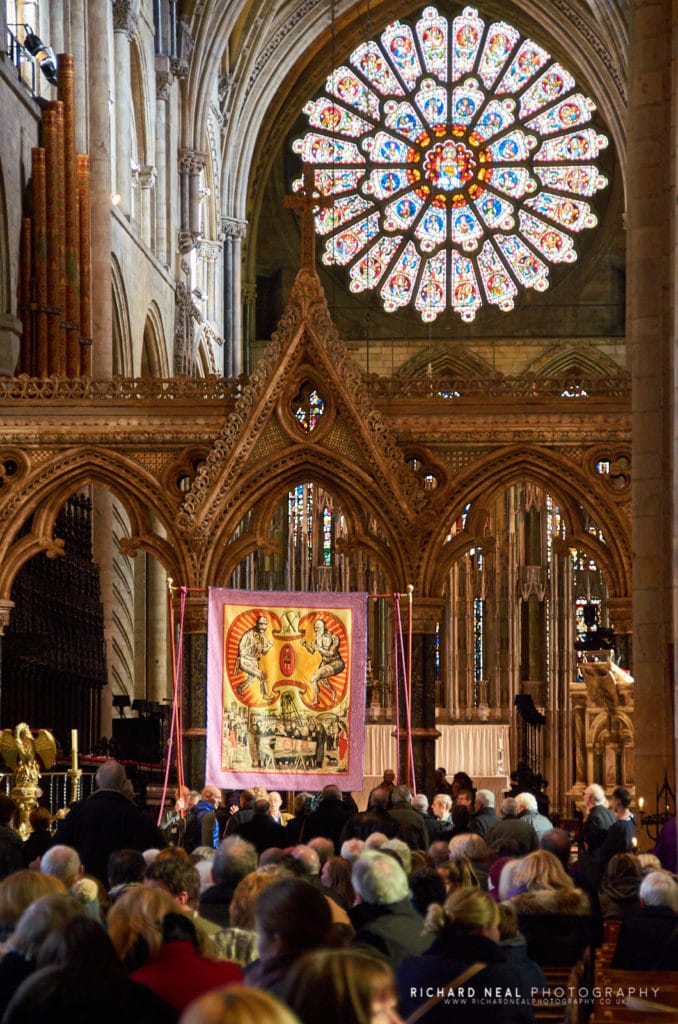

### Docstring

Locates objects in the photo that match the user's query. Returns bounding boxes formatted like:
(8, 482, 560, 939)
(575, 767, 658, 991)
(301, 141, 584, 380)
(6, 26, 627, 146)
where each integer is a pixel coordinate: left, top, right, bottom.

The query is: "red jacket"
(132, 941, 243, 1011)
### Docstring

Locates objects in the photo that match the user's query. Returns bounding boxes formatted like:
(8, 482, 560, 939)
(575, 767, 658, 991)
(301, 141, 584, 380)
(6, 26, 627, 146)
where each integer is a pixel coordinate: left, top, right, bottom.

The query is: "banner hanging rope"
(157, 580, 187, 826)
(393, 592, 416, 793)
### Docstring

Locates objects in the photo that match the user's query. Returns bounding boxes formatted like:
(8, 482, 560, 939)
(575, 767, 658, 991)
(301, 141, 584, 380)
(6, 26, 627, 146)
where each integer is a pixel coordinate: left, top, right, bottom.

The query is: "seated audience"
(180, 986, 301, 1024)
(3, 916, 176, 1024)
(350, 852, 431, 966)
(283, 947, 402, 1024)
(611, 870, 678, 970)
(398, 886, 534, 1023)
(245, 878, 332, 996)
(598, 853, 642, 921)
(503, 850, 591, 966)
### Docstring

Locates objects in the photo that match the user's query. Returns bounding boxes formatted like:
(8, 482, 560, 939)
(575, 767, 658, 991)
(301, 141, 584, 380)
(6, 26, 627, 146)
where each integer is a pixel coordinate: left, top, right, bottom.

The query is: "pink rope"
(393, 595, 401, 785)
(156, 585, 187, 827)
(394, 593, 416, 792)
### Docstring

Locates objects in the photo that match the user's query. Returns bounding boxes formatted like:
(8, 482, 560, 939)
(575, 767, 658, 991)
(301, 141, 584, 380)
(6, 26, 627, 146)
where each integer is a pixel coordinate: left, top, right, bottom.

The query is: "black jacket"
(300, 797, 352, 852)
(350, 898, 432, 967)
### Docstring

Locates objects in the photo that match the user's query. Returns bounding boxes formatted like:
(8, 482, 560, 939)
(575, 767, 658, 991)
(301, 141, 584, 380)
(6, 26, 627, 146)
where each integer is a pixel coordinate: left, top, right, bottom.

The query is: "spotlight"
(23, 28, 58, 86)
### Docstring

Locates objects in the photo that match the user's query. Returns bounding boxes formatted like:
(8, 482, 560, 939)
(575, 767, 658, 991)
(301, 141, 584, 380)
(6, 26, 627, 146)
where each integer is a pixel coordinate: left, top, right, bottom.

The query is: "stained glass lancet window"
(292, 5, 609, 322)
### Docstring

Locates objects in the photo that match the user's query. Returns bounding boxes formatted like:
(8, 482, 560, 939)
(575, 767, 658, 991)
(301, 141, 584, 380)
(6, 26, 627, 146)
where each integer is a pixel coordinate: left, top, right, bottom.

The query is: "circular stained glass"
(291, 5, 609, 322)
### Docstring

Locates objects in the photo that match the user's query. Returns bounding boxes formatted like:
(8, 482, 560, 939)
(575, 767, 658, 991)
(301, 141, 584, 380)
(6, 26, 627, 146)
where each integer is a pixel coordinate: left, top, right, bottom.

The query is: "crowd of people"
(0, 761, 673, 1023)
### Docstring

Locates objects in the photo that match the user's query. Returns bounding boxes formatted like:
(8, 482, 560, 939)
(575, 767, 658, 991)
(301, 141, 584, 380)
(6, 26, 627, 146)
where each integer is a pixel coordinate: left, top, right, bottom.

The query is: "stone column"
(112, 1, 138, 215)
(147, 552, 169, 703)
(627, 0, 676, 803)
(88, 4, 113, 375)
(398, 597, 443, 793)
(139, 165, 157, 250)
(154, 64, 172, 265)
(177, 595, 208, 789)
(222, 218, 247, 376)
(0, 314, 21, 376)
(93, 492, 114, 742)
(178, 149, 206, 244)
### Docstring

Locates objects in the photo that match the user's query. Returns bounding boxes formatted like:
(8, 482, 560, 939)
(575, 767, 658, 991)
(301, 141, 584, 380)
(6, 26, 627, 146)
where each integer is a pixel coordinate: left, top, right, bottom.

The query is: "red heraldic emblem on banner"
(207, 589, 368, 790)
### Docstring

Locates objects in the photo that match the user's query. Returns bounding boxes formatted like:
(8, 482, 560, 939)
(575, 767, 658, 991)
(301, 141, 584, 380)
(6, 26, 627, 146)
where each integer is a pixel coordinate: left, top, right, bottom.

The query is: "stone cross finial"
(284, 166, 332, 270)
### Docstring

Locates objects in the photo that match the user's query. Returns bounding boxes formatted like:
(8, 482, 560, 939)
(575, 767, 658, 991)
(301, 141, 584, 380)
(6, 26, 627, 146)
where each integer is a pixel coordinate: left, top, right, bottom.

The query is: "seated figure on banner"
(302, 619, 345, 705)
(235, 615, 273, 700)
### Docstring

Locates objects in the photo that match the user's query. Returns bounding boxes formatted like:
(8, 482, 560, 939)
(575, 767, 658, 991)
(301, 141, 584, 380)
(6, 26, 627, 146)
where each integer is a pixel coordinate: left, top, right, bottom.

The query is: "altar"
(355, 723, 511, 809)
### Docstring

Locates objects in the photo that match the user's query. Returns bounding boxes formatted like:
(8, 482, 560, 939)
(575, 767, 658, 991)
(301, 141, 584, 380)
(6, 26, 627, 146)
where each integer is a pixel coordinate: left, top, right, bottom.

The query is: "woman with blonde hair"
(283, 947, 403, 1024)
(181, 986, 300, 1024)
(503, 850, 591, 965)
(436, 856, 479, 894)
(0, 870, 66, 949)
(212, 869, 279, 966)
(398, 887, 533, 1023)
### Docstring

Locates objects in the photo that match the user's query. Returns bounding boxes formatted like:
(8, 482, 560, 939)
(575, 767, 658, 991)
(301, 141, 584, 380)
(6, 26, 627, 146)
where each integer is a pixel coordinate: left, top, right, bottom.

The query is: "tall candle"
(71, 729, 78, 771)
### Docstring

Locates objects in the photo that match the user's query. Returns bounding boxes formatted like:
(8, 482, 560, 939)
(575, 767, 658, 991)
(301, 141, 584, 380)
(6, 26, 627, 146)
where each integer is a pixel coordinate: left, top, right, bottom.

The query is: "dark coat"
(388, 802, 430, 850)
(469, 806, 499, 838)
(578, 804, 615, 855)
(300, 797, 352, 852)
(53, 788, 166, 883)
(486, 817, 538, 856)
(350, 897, 432, 967)
(199, 880, 238, 928)
(611, 905, 678, 970)
(245, 952, 303, 998)
(506, 887, 592, 966)
(340, 807, 400, 843)
(236, 811, 288, 854)
(398, 930, 535, 1024)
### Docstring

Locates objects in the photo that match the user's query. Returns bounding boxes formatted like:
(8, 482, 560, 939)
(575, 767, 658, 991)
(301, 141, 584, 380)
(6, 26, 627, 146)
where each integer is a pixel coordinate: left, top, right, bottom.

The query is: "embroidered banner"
(207, 589, 367, 790)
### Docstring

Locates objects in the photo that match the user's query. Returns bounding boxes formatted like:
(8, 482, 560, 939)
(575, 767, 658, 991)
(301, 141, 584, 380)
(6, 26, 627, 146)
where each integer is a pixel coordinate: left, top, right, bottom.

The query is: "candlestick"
(71, 729, 78, 771)
(638, 796, 644, 811)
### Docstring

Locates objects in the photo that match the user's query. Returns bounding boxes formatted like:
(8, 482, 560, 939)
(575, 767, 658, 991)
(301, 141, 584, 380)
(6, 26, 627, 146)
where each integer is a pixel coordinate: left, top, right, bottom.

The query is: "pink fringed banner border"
(206, 589, 367, 790)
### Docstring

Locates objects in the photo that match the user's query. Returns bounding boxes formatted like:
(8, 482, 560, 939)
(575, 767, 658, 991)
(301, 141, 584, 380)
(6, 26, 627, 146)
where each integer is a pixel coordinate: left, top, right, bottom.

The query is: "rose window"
(292, 5, 609, 322)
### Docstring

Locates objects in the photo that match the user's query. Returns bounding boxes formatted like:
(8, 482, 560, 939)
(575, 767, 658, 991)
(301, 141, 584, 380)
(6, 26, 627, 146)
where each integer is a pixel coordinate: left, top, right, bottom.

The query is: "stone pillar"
(178, 595, 208, 789)
(627, 0, 676, 804)
(147, 552, 169, 702)
(139, 165, 157, 249)
(112, 1, 138, 215)
(0, 314, 21, 376)
(154, 64, 172, 265)
(398, 597, 443, 794)
(178, 149, 206, 249)
(88, 2, 113, 375)
(222, 218, 247, 376)
(93, 491, 114, 742)
(241, 281, 257, 379)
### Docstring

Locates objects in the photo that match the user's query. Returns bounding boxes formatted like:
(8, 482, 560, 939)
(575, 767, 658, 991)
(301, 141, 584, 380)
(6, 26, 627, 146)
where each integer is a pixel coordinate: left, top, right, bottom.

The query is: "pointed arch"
(527, 345, 625, 378)
(142, 301, 169, 377)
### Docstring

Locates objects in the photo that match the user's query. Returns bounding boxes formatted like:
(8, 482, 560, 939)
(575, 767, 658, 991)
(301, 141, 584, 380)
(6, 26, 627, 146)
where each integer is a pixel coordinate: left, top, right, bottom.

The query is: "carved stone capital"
(178, 229, 200, 254)
(178, 149, 207, 174)
(221, 216, 247, 239)
(0, 599, 14, 635)
(198, 239, 222, 263)
(156, 70, 173, 101)
(112, 0, 139, 38)
(177, 595, 208, 634)
(410, 596, 446, 634)
(138, 165, 157, 189)
(606, 596, 633, 634)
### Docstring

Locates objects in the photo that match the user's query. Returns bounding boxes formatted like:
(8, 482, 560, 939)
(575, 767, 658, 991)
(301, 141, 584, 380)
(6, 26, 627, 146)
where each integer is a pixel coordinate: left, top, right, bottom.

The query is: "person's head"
(637, 853, 662, 874)
(540, 828, 571, 870)
(0, 794, 17, 827)
(425, 886, 500, 942)
(497, 902, 520, 941)
(145, 856, 201, 910)
(321, 784, 342, 803)
(603, 853, 642, 886)
(40, 845, 83, 886)
(364, 832, 388, 850)
(451, 772, 474, 797)
(340, 839, 365, 864)
(496, 859, 522, 901)
(108, 883, 191, 969)
(308, 836, 334, 866)
(108, 849, 146, 889)
(291, 845, 321, 878)
(474, 790, 495, 811)
(584, 784, 607, 810)
(352, 852, 409, 907)
(254, 798, 271, 815)
(500, 797, 519, 819)
(380, 839, 411, 876)
(11, 893, 84, 960)
(201, 785, 222, 807)
(409, 870, 447, 917)
(240, 789, 256, 810)
(314, 620, 325, 636)
(256, 616, 268, 633)
(437, 857, 480, 893)
(254, 878, 332, 958)
(451, 805, 470, 832)
(428, 841, 451, 867)
(229, 870, 280, 930)
(455, 789, 474, 811)
(180, 987, 301, 1024)
(515, 792, 538, 815)
(382, 770, 395, 786)
(510, 850, 574, 892)
(284, 947, 400, 1024)
(391, 785, 411, 806)
(269, 792, 283, 816)
(448, 833, 488, 864)
(368, 788, 390, 811)
(213, 836, 258, 886)
(321, 857, 355, 907)
(294, 793, 313, 816)
(412, 794, 429, 815)
(36, 914, 125, 977)
(95, 759, 127, 792)
(28, 806, 51, 833)
(431, 794, 452, 820)
(611, 786, 633, 814)
(0, 870, 65, 940)
(639, 871, 678, 910)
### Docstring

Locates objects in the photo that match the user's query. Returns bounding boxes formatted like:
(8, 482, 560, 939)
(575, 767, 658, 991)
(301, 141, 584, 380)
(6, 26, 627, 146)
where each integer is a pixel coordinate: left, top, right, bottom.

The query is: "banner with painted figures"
(206, 589, 368, 789)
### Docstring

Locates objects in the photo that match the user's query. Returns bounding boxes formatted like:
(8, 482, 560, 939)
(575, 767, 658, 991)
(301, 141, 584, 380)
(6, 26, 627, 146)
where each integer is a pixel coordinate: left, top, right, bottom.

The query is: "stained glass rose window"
(292, 5, 609, 322)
